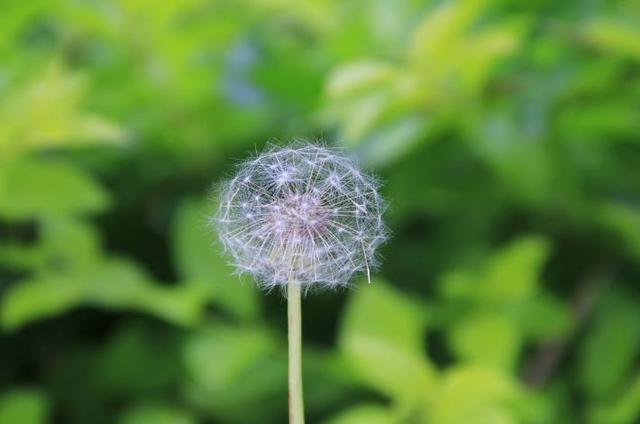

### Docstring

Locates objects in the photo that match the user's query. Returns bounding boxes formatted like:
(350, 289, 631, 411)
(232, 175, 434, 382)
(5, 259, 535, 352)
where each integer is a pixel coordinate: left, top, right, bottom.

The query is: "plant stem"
(288, 282, 305, 424)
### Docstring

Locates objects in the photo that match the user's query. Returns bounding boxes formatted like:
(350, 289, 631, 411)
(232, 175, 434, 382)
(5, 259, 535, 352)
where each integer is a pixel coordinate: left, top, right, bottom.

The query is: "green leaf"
(483, 236, 550, 302)
(589, 373, 640, 424)
(183, 324, 286, 423)
(440, 236, 550, 303)
(1, 259, 206, 331)
(0, 158, 108, 220)
(449, 312, 521, 370)
(585, 21, 640, 61)
(0, 2, 49, 53)
(0, 62, 126, 158)
(0, 216, 101, 273)
(579, 290, 640, 399)
(333, 91, 392, 144)
(350, 114, 429, 167)
(325, 404, 396, 424)
(1, 273, 84, 331)
(301, 350, 360, 413)
(596, 202, 640, 261)
(92, 324, 183, 398)
(172, 197, 259, 320)
(339, 280, 436, 400)
(119, 404, 194, 424)
(410, 0, 487, 63)
(409, 0, 522, 96)
(326, 61, 398, 100)
(39, 217, 101, 270)
(85, 259, 205, 326)
(454, 21, 523, 93)
(516, 295, 571, 341)
(0, 389, 48, 424)
(322, 58, 428, 166)
(427, 365, 528, 424)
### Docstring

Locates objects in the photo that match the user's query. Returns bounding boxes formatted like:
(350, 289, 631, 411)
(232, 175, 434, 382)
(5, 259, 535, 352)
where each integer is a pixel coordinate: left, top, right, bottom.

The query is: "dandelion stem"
(288, 282, 305, 424)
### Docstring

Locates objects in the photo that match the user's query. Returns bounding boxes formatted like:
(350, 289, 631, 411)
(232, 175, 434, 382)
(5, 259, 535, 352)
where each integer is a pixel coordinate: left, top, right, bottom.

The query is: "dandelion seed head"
(213, 142, 387, 290)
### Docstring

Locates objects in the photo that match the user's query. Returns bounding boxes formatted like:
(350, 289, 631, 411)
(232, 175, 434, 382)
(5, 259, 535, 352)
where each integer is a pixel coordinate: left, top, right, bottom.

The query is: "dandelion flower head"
(214, 142, 387, 290)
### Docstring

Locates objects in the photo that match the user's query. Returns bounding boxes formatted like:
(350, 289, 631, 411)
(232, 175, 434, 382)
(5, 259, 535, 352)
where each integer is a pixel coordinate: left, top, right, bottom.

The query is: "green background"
(1, 0, 640, 423)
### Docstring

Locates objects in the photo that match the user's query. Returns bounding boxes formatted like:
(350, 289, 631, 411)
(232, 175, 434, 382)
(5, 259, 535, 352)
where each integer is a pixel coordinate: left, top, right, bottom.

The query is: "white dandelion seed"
(212, 142, 388, 291)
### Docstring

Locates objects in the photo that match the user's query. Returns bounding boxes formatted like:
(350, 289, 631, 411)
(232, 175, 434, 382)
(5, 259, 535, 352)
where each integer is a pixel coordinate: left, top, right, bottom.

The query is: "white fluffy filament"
(214, 142, 387, 290)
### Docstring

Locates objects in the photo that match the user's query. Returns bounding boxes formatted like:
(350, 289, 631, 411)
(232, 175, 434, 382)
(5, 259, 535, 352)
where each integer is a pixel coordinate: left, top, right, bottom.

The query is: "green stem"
(288, 283, 305, 424)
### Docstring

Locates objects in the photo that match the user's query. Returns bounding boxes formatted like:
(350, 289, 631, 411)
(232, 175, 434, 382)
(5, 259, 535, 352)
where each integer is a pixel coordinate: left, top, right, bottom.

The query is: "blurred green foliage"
(0, 0, 639, 423)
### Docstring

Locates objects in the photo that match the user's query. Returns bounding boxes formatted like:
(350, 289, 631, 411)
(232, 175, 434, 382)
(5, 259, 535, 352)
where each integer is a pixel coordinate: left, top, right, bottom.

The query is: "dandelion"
(212, 142, 387, 424)
(214, 142, 387, 291)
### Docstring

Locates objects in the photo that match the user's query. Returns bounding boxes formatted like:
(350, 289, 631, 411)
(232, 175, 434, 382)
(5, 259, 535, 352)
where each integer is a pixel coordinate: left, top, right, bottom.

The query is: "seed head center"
(270, 192, 330, 233)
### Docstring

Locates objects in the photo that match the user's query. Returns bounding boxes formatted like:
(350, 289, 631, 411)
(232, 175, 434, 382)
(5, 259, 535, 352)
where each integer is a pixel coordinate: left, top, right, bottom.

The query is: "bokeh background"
(1, 0, 640, 423)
